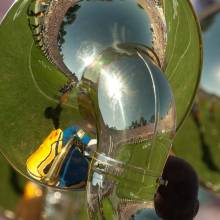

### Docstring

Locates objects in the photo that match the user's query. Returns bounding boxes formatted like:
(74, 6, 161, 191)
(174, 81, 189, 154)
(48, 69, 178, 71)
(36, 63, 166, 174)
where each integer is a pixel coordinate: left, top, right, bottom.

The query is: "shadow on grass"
(44, 104, 63, 129)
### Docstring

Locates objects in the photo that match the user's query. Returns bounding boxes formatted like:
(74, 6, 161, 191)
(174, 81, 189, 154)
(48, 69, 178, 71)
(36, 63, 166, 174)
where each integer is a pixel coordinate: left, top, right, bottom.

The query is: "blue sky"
(200, 12, 220, 96)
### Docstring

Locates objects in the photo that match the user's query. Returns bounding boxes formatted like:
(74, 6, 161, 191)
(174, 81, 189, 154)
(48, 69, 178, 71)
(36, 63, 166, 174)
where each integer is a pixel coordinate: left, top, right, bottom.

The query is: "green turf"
(163, 0, 202, 130)
(0, 0, 83, 179)
(0, 153, 26, 210)
(115, 137, 170, 200)
(173, 91, 220, 193)
(97, 1, 203, 215)
(0, 0, 203, 216)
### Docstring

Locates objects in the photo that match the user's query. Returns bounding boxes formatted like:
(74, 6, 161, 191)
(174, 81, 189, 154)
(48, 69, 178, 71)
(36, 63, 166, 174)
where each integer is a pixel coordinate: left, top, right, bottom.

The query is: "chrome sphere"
(83, 45, 176, 219)
(0, 0, 201, 193)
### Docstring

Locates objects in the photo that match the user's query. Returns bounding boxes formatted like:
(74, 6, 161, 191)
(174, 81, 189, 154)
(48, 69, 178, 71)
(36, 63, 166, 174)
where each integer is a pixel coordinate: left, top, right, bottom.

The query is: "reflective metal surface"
(28, 0, 166, 80)
(84, 45, 176, 219)
(173, 8, 220, 195)
(0, 0, 201, 193)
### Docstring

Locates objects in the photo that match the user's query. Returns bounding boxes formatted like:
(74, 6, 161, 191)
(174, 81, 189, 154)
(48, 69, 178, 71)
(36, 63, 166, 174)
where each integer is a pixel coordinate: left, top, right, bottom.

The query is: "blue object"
(81, 134, 91, 145)
(59, 147, 89, 187)
(62, 126, 79, 145)
(59, 126, 91, 187)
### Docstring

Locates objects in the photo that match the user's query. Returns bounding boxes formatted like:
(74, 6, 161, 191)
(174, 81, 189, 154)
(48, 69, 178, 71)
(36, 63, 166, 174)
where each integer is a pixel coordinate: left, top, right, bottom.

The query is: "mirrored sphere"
(0, 0, 201, 190)
(84, 45, 176, 219)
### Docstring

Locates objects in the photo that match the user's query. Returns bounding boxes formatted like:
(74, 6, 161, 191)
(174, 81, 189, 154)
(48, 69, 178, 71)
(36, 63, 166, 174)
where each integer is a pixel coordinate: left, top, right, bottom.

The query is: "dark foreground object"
(154, 156, 199, 220)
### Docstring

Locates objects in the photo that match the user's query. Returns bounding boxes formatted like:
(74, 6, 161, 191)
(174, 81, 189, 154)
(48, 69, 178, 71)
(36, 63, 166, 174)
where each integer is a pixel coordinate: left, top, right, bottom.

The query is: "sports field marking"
(168, 1, 192, 81)
(28, 42, 59, 104)
(164, 0, 180, 73)
(13, 0, 28, 21)
(28, 42, 77, 109)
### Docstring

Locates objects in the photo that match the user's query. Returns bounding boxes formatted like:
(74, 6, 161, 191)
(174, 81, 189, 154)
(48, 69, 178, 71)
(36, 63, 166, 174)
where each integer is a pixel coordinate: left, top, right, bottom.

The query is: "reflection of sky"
(191, 0, 217, 14)
(60, 0, 152, 80)
(96, 52, 173, 130)
(201, 12, 220, 96)
(98, 56, 155, 130)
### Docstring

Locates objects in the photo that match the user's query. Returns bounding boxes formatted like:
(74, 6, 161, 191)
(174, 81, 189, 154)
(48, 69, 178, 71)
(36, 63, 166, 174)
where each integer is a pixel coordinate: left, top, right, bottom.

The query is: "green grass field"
(173, 91, 220, 193)
(0, 153, 26, 210)
(163, 0, 202, 130)
(0, 0, 89, 211)
(0, 0, 210, 216)
(0, 0, 82, 178)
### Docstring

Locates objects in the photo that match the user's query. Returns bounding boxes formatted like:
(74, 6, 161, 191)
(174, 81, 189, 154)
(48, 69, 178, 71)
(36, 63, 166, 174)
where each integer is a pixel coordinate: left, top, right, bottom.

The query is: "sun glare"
(100, 67, 126, 129)
(102, 70, 123, 101)
(78, 44, 97, 68)
(82, 55, 94, 66)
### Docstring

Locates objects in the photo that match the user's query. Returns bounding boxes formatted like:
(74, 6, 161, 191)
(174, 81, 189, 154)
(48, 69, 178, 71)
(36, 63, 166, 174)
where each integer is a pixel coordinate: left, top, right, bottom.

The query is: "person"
(154, 156, 199, 220)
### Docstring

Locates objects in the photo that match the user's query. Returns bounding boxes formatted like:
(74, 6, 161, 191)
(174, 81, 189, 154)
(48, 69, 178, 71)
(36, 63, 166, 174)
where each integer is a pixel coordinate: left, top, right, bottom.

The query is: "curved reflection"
(173, 4, 220, 194)
(0, 0, 201, 192)
(58, 0, 164, 80)
(80, 44, 176, 219)
(26, 126, 95, 189)
(28, 0, 166, 81)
